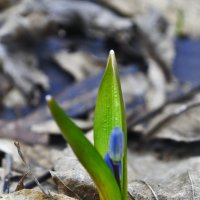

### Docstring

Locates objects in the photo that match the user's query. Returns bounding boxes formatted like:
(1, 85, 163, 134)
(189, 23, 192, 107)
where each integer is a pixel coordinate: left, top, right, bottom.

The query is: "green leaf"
(47, 96, 121, 200)
(94, 50, 127, 199)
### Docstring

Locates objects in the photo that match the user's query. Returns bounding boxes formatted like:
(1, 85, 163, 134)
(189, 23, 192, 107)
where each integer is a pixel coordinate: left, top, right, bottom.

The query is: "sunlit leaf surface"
(47, 96, 121, 200)
(94, 50, 127, 199)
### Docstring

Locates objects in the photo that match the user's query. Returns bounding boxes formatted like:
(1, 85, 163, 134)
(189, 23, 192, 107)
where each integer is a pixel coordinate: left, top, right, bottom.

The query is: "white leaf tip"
(46, 95, 52, 102)
(110, 49, 115, 55)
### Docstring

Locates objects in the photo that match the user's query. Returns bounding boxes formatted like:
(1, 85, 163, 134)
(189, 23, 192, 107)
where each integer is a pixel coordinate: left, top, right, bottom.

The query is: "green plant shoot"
(46, 96, 121, 200)
(94, 50, 127, 199)
(47, 50, 127, 200)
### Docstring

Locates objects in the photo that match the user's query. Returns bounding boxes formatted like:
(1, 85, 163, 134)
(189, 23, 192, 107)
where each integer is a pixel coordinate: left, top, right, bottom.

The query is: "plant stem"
(113, 162, 121, 190)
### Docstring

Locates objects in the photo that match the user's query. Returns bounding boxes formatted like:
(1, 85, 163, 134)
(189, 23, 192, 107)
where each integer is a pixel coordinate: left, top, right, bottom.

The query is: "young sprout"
(47, 50, 127, 200)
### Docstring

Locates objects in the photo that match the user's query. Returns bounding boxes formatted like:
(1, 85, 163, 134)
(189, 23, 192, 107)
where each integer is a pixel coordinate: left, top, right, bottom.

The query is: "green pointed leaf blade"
(47, 96, 121, 200)
(94, 50, 127, 200)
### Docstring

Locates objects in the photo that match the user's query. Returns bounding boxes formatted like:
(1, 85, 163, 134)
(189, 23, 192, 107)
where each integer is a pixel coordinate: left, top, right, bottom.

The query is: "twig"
(15, 173, 29, 191)
(3, 153, 12, 193)
(128, 192, 135, 200)
(51, 171, 82, 200)
(24, 170, 51, 189)
(14, 141, 53, 199)
(145, 101, 200, 137)
(134, 180, 159, 200)
(188, 171, 195, 200)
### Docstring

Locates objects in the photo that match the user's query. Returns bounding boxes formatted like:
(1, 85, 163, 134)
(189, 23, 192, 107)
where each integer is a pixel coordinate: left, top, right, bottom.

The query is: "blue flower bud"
(104, 152, 114, 173)
(108, 126, 124, 162)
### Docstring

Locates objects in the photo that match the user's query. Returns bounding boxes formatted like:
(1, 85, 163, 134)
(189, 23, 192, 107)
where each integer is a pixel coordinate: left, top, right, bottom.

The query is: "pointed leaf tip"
(110, 49, 115, 55)
(109, 50, 116, 63)
(46, 95, 52, 102)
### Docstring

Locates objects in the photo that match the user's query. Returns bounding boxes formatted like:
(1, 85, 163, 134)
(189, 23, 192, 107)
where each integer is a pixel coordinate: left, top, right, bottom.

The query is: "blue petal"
(104, 152, 114, 173)
(108, 126, 124, 162)
(104, 152, 122, 180)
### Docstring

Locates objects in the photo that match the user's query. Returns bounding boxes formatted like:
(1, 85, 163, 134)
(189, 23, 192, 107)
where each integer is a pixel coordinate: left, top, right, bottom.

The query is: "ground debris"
(128, 151, 200, 199)
(0, 189, 76, 200)
(53, 154, 98, 200)
(52, 51, 104, 81)
(0, 0, 175, 111)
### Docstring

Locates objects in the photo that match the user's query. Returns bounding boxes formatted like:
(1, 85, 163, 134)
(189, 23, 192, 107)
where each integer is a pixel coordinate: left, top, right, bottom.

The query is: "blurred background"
(0, 0, 199, 143)
(1, 0, 200, 198)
